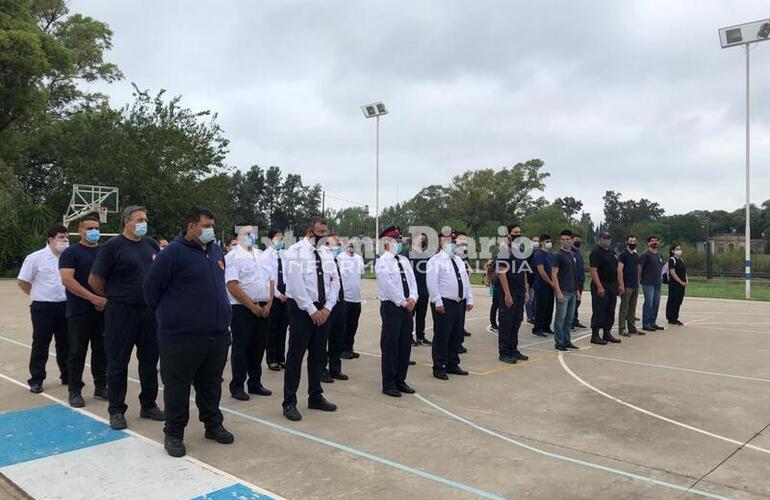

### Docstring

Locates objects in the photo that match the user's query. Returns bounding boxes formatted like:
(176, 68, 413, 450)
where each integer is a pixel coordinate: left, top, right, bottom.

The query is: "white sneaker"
(486, 324, 499, 333)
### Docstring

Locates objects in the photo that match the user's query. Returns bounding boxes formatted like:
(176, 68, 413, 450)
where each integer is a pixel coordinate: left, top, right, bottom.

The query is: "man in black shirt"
(639, 235, 665, 332)
(59, 216, 107, 408)
(89, 205, 165, 430)
(551, 230, 580, 351)
(617, 234, 641, 336)
(495, 224, 530, 364)
(588, 232, 621, 345)
(410, 233, 432, 346)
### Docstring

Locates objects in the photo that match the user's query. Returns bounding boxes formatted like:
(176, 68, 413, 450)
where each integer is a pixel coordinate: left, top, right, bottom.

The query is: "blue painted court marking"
(414, 393, 729, 500)
(0, 404, 126, 467)
(193, 483, 273, 500)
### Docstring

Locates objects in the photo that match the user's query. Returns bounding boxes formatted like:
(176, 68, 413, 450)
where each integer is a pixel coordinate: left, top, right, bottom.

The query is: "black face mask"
(311, 233, 323, 246)
(628, 243, 637, 250)
(573, 241, 582, 248)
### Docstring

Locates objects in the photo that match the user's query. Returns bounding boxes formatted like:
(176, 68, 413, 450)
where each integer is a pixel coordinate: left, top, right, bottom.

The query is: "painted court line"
(413, 393, 727, 499)
(557, 353, 770, 455)
(0, 335, 505, 500)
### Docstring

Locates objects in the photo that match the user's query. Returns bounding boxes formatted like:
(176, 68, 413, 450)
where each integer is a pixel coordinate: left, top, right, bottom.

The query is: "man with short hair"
(59, 216, 107, 407)
(532, 234, 555, 337)
(617, 234, 641, 336)
(376, 225, 418, 397)
(224, 237, 238, 254)
(525, 235, 540, 324)
(89, 205, 164, 430)
(589, 232, 621, 345)
(225, 225, 274, 400)
(158, 238, 170, 250)
(144, 207, 234, 458)
(571, 233, 587, 329)
(282, 217, 340, 421)
(495, 224, 530, 364)
(323, 233, 349, 382)
(17, 225, 70, 393)
(266, 229, 290, 371)
(639, 235, 665, 332)
(410, 232, 432, 346)
(338, 241, 365, 359)
(552, 230, 580, 351)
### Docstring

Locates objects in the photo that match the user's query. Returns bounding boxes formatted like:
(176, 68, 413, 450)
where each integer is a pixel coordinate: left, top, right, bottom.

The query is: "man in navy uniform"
(495, 223, 530, 364)
(571, 233, 587, 329)
(589, 232, 621, 345)
(409, 232, 432, 346)
(323, 233, 349, 382)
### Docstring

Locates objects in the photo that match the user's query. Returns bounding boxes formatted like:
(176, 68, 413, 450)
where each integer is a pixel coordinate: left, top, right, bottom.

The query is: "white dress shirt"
(285, 237, 340, 315)
(426, 250, 473, 307)
(263, 246, 286, 298)
(336, 252, 365, 303)
(225, 244, 274, 304)
(18, 246, 66, 303)
(375, 251, 418, 307)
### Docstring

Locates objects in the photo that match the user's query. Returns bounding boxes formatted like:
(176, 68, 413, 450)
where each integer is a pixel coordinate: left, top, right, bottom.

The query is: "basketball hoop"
(63, 185, 119, 226)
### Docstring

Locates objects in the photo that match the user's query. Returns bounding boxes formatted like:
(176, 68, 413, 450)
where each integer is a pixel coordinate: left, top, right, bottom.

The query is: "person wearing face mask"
(143, 207, 234, 458)
(617, 234, 641, 336)
(376, 225, 419, 397)
(338, 242, 365, 359)
(570, 233, 587, 329)
(426, 231, 473, 379)
(17, 225, 71, 394)
(323, 233, 350, 382)
(223, 225, 274, 401)
(282, 217, 340, 421)
(58, 216, 108, 407)
(639, 235, 665, 332)
(495, 223, 530, 364)
(410, 232, 432, 346)
(224, 237, 238, 255)
(158, 238, 169, 251)
(266, 229, 290, 371)
(589, 232, 621, 345)
(532, 234, 555, 337)
(551, 230, 580, 351)
(89, 205, 164, 430)
(454, 231, 473, 349)
(525, 235, 540, 324)
(665, 244, 688, 326)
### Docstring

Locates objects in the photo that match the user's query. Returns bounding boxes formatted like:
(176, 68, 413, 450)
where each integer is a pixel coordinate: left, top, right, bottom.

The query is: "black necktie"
(395, 257, 410, 298)
(450, 256, 464, 299)
(277, 257, 286, 294)
(314, 249, 325, 304)
(335, 258, 344, 300)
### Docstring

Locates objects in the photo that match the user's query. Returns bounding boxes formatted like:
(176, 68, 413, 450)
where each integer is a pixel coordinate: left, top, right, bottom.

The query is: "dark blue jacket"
(572, 247, 586, 288)
(143, 234, 231, 338)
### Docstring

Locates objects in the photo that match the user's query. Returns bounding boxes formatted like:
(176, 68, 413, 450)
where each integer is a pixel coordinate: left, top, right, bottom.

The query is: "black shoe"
(205, 425, 234, 444)
(512, 351, 529, 361)
(653, 324, 665, 331)
(340, 351, 355, 360)
(420, 338, 433, 346)
(458, 346, 468, 354)
(60, 377, 68, 385)
(231, 390, 250, 401)
(29, 382, 43, 394)
(382, 387, 402, 397)
(308, 397, 337, 412)
(110, 413, 127, 430)
(628, 326, 639, 335)
(555, 345, 568, 351)
(248, 385, 272, 396)
(446, 366, 469, 376)
(603, 334, 622, 344)
(433, 370, 449, 380)
(268, 362, 281, 371)
(544, 329, 555, 335)
(279, 361, 286, 369)
(487, 325, 499, 333)
(330, 372, 349, 381)
(409, 360, 416, 366)
(350, 352, 360, 359)
(635, 329, 646, 335)
(94, 386, 108, 400)
(498, 355, 517, 364)
(668, 320, 683, 326)
(283, 405, 302, 421)
(140, 406, 166, 421)
(590, 335, 607, 345)
(566, 343, 580, 349)
(463, 330, 471, 337)
(573, 322, 587, 328)
(619, 331, 631, 337)
(642, 325, 656, 332)
(321, 371, 335, 383)
(396, 382, 415, 393)
(527, 318, 535, 324)
(69, 392, 85, 408)
(411, 338, 419, 346)
(532, 330, 548, 338)
(164, 436, 186, 457)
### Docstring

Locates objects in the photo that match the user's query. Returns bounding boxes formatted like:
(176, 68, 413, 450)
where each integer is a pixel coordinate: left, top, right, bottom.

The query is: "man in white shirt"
(225, 225, 274, 401)
(323, 234, 350, 382)
(338, 242, 365, 359)
(17, 225, 70, 393)
(426, 231, 473, 380)
(375, 225, 418, 398)
(282, 217, 340, 421)
(265, 229, 289, 371)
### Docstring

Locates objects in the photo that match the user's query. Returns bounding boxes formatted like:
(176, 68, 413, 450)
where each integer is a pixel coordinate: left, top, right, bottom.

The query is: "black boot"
(590, 331, 607, 345)
(603, 330, 622, 343)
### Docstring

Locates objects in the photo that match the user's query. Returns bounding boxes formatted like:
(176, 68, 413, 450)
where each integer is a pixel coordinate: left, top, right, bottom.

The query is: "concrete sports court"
(0, 279, 768, 499)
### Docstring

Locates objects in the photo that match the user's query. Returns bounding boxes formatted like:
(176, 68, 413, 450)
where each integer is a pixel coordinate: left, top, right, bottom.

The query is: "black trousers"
(497, 293, 524, 356)
(414, 294, 429, 340)
(380, 301, 413, 391)
(534, 286, 554, 333)
(459, 299, 468, 343)
(572, 292, 582, 325)
(283, 300, 330, 407)
(28, 301, 68, 386)
(266, 298, 290, 365)
(666, 283, 686, 322)
(489, 294, 499, 328)
(590, 283, 618, 333)
(326, 301, 347, 374)
(160, 333, 230, 439)
(343, 301, 362, 352)
(229, 304, 268, 393)
(67, 311, 106, 394)
(103, 302, 159, 415)
(430, 299, 463, 370)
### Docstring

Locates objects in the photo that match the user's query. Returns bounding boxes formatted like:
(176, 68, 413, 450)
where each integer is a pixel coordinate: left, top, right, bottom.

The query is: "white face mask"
(544, 241, 553, 250)
(674, 249, 683, 258)
(54, 241, 69, 254)
(532, 241, 540, 249)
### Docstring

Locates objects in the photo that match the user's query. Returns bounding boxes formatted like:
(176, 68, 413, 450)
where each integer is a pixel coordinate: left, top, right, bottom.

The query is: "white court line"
(0, 371, 282, 500)
(0, 334, 505, 500)
(693, 325, 770, 337)
(414, 393, 727, 499)
(557, 353, 770, 455)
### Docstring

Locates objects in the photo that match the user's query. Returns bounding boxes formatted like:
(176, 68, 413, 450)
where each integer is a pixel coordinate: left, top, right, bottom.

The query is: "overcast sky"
(74, 0, 770, 222)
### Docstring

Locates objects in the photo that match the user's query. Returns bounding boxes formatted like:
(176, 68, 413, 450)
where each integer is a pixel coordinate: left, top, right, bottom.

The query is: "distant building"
(697, 234, 763, 253)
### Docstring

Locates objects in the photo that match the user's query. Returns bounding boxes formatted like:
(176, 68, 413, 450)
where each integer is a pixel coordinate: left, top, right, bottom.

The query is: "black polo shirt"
(618, 249, 640, 288)
(494, 242, 526, 297)
(90, 235, 160, 306)
(589, 245, 618, 286)
(58, 243, 100, 318)
(553, 249, 578, 293)
(640, 250, 664, 286)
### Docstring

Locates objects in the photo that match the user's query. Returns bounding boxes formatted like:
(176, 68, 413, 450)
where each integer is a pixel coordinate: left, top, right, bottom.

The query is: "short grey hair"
(122, 205, 147, 225)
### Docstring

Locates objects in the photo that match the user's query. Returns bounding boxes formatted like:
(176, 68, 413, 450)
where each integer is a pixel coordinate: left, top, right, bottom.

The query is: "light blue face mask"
(200, 227, 216, 245)
(133, 222, 148, 237)
(394, 242, 403, 254)
(330, 245, 342, 256)
(273, 239, 284, 250)
(85, 229, 100, 243)
(245, 233, 256, 247)
(444, 243, 456, 255)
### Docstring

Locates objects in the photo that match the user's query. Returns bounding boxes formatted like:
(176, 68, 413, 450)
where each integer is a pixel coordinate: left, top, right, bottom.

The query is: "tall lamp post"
(719, 19, 770, 299)
(361, 101, 388, 254)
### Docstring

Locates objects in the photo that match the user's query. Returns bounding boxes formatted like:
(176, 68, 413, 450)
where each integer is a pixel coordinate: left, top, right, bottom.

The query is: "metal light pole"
(361, 102, 388, 254)
(719, 19, 770, 299)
